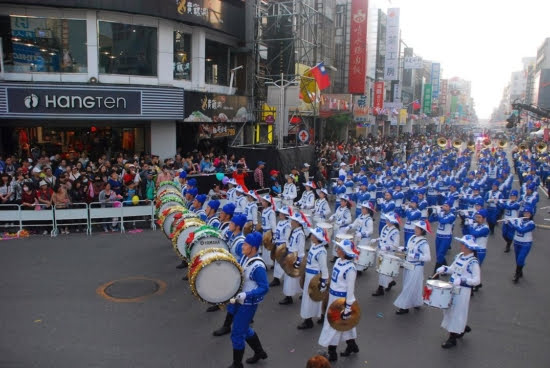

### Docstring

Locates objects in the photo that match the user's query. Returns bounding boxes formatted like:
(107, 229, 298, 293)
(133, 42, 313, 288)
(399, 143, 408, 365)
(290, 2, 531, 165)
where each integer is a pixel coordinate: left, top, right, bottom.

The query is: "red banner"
(348, 0, 368, 94)
(374, 81, 385, 110)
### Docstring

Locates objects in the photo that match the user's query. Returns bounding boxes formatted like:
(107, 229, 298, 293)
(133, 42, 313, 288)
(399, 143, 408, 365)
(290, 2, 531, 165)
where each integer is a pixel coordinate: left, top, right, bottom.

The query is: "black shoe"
(317, 315, 325, 324)
(395, 308, 409, 315)
(464, 325, 471, 333)
(213, 313, 233, 336)
(228, 349, 245, 368)
(297, 318, 314, 330)
(278, 296, 293, 305)
(504, 242, 511, 253)
(269, 278, 280, 287)
(441, 334, 457, 349)
(518, 266, 524, 278)
(176, 260, 188, 269)
(340, 339, 359, 357)
(385, 280, 396, 291)
(513, 267, 521, 283)
(182, 274, 189, 281)
(323, 346, 338, 362)
(245, 333, 268, 364)
(206, 305, 220, 312)
(372, 286, 384, 296)
(357, 270, 363, 277)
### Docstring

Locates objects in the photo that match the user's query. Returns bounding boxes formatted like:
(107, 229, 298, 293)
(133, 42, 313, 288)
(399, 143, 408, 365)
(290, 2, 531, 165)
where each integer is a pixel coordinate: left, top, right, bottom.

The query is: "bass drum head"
(163, 212, 180, 237)
(159, 201, 184, 214)
(187, 236, 228, 260)
(157, 182, 181, 194)
(194, 259, 242, 304)
(176, 224, 203, 259)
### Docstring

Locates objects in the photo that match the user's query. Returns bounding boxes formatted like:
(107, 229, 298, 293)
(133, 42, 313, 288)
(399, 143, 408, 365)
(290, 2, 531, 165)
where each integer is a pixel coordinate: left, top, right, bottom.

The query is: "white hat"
(289, 211, 311, 227)
(360, 201, 376, 212)
(384, 212, 401, 225)
(303, 181, 315, 188)
(260, 194, 272, 203)
(340, 162, 347, 166)
(235, 185, 246, 193)
(316, 188, 329, 197)
(276, 205, 293, 216)
(336, 239, 360, 258)
(228, 178, 238, 186)
(310, 226, 329, 243)
(413, 220, 432, 234)
(39, 180, 48, 187)
(303, 163, 310, 168)
(338, 194, 353, 204)
(245, 190, 259, 200)
(454, 235, 481, 251)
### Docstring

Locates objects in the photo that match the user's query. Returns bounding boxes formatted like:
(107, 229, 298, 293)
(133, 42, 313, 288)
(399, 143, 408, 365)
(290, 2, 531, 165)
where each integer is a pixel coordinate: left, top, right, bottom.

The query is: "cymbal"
(308, 273, 330, 302)
(243, 222, 253, 235)
(262, 230, 274, 251)
(281, 251, 306, 278)
(327, 298, 361, 332)
(274, 243, 287, 263)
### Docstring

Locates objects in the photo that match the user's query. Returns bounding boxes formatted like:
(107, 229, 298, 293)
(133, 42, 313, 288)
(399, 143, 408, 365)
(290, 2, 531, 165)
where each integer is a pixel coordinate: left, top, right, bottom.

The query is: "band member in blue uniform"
(403, 196, 422, 250)
(436, 235, 481, 349)
(377, 190, 396, 235)
(485, 181, 503, 234)
(499, 190, 520, 253)
(429, 200, 456, 273)
(505, 206, 536, 283)
(227, 232, 269, 368)
(205, 200, 221, 228)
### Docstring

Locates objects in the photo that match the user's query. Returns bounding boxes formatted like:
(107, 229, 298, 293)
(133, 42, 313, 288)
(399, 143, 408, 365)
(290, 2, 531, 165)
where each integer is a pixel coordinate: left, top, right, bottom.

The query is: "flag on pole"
(299, 72, 316, 103)
(412, 100, 421, 110)
(309, 62, 331, 90)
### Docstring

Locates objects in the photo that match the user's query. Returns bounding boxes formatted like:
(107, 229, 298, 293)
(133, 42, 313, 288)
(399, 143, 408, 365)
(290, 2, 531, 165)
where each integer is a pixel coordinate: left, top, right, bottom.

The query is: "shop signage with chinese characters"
(348, 0, 368, 94)
(184, 93, 251, 123)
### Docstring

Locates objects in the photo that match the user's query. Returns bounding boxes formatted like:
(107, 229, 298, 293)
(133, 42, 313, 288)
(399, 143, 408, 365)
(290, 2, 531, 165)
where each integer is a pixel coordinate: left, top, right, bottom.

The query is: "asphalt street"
(1, 194, 550, 368)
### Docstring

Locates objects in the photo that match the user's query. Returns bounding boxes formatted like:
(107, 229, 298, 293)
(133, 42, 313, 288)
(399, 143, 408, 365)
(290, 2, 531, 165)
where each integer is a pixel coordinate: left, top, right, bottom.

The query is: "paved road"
(1, 197, 550, 368)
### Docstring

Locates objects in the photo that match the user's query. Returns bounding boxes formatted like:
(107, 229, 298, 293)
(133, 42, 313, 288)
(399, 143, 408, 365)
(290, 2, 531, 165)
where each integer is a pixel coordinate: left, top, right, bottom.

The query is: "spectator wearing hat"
(205, 200, 221, 228)
(298, 226, 329, 330)
(372, 213, 401, 296)
(282, 174, 297, 206)
(394, 220, 432, 315)
(279, 212, 307, 305)
(436, 235, 481, 349)
(259, 195, 276, 267)
(295, 181, 315, 212)
(313, 188, 331, 221)
(328, 195, 353, 261)
(268, 170, 281, 195)
(191, 194, 207, 221)
(485, 181, 503, 234)
(254, 161, 265, 189)
(224, 231, 269, 368)
(499, 190, 520, 253)
(270, 206, 292, 287)
(428, 200, 456, 275)
(507, 206, 535, 283)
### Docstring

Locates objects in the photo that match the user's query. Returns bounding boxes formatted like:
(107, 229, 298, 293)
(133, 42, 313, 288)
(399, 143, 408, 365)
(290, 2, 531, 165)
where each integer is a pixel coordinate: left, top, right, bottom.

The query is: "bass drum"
(186, 226, 229, 261)
(189, 248, 243, 305)
(158, 206, 188, 237)
(157, 181, 181, 194)
(171, 219, 205, 260)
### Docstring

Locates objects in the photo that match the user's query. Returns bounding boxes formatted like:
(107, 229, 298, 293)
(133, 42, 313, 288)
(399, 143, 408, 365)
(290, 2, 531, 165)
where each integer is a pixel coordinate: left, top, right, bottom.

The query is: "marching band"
(157, 137, 546, 366)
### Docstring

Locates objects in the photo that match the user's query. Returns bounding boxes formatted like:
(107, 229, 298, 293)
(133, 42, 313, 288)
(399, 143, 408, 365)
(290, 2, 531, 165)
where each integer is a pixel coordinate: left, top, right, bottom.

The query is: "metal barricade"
(53, 203, 89, 236)
(120, 200, 156, 232)
(19, 204, 55, 236)
(89, 201, 123, 234)
(0, 204, 22, 231)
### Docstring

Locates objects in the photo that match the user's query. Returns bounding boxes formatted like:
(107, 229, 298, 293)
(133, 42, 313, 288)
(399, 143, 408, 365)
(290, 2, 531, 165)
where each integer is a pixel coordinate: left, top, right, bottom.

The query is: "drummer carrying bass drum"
(372, 213, 401, 296)
(318, 239, 360, 363)
(297, 226, 330, 330)
(394, 220, 432, 314)
(436, 235, 481, 349)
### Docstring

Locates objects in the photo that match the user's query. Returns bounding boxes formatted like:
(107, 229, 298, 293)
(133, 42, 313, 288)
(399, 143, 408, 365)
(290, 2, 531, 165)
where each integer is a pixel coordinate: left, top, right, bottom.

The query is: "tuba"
(536, 142, 547, 153)
(467, 141, 475, 150)
(518, 142, 528, 151)
(452, 139, 462, 149)
(437, 137, 447, 148)
(498, 139, 508, 148)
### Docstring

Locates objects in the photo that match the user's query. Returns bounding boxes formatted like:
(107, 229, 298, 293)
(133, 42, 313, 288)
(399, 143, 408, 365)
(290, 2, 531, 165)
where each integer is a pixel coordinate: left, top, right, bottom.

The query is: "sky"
(381, 0, 550, 119)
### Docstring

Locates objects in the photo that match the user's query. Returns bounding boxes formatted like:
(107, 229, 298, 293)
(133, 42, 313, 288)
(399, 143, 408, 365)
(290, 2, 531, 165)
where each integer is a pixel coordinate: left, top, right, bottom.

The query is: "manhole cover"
(97, 277, 167, 303)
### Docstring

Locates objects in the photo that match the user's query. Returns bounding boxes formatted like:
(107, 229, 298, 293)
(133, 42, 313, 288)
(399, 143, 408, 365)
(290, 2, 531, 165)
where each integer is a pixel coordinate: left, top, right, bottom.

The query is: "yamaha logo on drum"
(200, 240, 222, 245)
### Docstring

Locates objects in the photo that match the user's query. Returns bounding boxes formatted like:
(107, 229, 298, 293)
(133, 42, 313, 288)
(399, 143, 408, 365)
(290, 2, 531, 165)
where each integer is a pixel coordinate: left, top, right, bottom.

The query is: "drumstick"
(229, 298, 236, 304)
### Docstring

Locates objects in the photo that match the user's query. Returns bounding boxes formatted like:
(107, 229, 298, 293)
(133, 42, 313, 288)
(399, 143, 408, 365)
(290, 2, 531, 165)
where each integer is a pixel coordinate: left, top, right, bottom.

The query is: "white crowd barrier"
(0, 201, 156, 236)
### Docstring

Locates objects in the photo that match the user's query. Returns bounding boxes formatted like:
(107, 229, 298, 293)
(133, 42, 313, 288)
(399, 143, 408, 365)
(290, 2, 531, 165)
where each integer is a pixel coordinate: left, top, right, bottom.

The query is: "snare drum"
(423, 280, 455, 309)
(312, 216, 322, 228)
(171, 219, 206, 259)
(317, 222, 334, 241)
(282, 198, 294, 207)
(335, 232, 353, 244)
(189, 248, 243, 305)
(186, 227, 229, 260)
(273, 197, 282, 210)
(376, 253, 402, 277)
(355, 245, 377, 271)
(302, 208, 313, 217)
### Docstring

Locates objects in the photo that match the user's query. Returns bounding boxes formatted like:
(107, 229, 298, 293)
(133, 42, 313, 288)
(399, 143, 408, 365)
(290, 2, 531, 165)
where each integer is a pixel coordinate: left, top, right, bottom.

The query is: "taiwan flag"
(309, 62, 331, 90)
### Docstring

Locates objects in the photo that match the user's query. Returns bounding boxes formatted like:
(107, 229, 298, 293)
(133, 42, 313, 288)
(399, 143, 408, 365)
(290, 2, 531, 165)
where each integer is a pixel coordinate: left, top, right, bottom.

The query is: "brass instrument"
(518, 142, 528, 151)
(498, 139, 508, 148)
(452, 139, 462, 149)
(437, 137, 447, 148)
(467, 141, 475, 150)
(482, 138, 492, 148)
(536, 142, 547, 153)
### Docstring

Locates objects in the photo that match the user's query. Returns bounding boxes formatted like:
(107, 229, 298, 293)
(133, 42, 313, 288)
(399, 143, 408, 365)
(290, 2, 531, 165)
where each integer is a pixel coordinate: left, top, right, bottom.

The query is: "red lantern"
(90, 126, 97, 133)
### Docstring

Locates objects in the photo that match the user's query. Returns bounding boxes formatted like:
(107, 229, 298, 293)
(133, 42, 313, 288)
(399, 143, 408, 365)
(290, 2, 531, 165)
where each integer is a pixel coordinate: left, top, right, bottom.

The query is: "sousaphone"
(327, 298, 361, 332)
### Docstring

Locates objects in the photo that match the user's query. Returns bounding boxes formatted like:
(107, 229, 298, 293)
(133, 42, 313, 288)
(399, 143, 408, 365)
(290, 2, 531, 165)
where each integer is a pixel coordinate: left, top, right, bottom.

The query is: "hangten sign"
(7, 87, 141, 115)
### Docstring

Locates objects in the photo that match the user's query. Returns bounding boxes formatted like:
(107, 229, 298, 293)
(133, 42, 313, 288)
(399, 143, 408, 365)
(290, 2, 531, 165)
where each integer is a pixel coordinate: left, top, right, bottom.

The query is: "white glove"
(235, 292, 246, 304)
(329, 215, 335, 222)
(370, 238, 378, 244)
(398, 246, 405, 252)
(452, 278, 461, 286)
(436, 266, 446, 274)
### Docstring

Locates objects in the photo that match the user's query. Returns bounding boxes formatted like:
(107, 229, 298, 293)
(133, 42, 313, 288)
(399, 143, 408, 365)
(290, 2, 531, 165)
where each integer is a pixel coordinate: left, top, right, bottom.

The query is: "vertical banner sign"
(439, 79, 448, 106)
(423, 84, 432, 114)
(384, 8, 400, 81)
(353, 95, 369, 123)
(348, 0, 369, 94)
(374, 81, 385, 110)
(431, 63, 441, 98)
(450, 95, 458, 114)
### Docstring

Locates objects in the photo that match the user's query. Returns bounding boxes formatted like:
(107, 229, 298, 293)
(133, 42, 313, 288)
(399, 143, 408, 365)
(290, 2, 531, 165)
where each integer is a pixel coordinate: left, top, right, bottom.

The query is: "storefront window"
(0, 15, 87, 73)
(205, 39, 229, 85)
(98, 22, 157, 76)
(174, 31, 191, 80)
